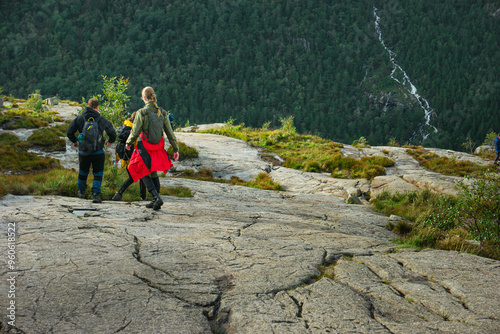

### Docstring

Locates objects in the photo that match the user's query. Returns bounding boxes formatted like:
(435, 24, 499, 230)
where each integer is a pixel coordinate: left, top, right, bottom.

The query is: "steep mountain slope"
(1, 0, 498, 150)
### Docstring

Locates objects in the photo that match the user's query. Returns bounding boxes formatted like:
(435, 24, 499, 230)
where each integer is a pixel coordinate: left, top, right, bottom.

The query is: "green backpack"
(142, 107, 165, 144)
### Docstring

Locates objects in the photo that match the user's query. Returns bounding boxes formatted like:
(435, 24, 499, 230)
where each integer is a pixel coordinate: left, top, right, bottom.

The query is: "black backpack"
(115, 124, 133, 160)
(79, 115, 101, 153)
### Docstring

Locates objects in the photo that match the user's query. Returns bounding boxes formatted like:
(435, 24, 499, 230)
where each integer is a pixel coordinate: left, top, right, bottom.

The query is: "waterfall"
(373, 6, 437, 142)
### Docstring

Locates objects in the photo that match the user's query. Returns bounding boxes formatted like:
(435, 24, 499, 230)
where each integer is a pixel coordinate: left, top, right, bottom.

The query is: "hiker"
(67, 98, 116, 203)
(167, 110, 175, 130)
(125, 86, 179, 210)
(494, 133, 500, 165)
(111, 112, 147, 201)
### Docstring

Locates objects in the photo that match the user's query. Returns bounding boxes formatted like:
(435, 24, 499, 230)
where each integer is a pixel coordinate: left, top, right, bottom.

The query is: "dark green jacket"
(126, 101, 179, 152)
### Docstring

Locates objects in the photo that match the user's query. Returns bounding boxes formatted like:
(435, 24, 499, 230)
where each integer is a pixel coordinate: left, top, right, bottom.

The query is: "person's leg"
(139, 179, 147, 200)
(112, 169, 134, 201)
(142, 174, 163, 210)
(78, 154, 91, 198)
(90, 153, 105, 203)
(495, 151, 500, 164)
(152, 176, 160, 193)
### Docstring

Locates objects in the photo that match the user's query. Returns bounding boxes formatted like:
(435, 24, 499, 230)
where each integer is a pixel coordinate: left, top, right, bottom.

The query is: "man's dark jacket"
(67, 107, 117, 153)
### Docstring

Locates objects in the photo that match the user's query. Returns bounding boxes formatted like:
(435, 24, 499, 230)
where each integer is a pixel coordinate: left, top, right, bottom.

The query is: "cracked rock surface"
(1, 119, 499, 333)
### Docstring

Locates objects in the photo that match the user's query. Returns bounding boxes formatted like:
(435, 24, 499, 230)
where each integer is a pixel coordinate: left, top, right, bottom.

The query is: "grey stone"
(475, 145, 494, 154)
(1, 107, 499, 333)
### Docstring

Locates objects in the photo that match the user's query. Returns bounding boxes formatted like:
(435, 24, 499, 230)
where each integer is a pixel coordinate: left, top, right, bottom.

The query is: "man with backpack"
(67, 98, 117, 203)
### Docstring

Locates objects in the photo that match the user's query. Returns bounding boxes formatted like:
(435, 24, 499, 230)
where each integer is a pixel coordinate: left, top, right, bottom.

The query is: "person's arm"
(163, 111, 179, 161)
(66, 117, 80, 147)
(104, 119, 117, 145)
(126, 110, 144, 148)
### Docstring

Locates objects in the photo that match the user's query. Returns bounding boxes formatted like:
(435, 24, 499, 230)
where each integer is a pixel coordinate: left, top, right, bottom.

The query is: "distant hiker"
(111, 112, 147, 201)
(125, 86, 179, 210)
(494, 133, 500, 165)
(67, 98, 116, 203)
(167, 110, 175, 130)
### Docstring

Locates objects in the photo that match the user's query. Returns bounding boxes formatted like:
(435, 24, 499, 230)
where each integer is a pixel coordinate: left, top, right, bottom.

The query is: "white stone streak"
(373, 6, 437, 141)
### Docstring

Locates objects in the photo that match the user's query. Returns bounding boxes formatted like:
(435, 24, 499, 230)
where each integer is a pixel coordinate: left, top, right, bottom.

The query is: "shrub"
(388, 137, 400, 147)
(26, 127, 66, 151)
(407, 146, 493, 177)
(279, 116, 296, 134)
(453, 174, 500, 247)
(373, 183, 500, 259)
(92, 75, 130, 127)
(167, 141, 199, 160)
(352, 136, 370, 148)
(304, 160, 321, 172)
(244, 172, 282, 191)
(482, 131, 497, 146)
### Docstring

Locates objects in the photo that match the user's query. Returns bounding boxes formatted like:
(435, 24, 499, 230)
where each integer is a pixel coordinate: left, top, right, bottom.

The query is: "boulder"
(475, 145, 494, 155)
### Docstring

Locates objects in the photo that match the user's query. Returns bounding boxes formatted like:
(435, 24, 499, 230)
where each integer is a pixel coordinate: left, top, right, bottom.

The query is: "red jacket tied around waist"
(128, 133, 172, 182)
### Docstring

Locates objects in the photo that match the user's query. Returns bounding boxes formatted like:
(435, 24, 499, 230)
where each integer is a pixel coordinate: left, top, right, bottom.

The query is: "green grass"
(203, 121, 394, 180)
(406, 146, 495, 177)
(167, 141, 199, 160)
(0, 132, 62, 172)
(0, 156, 193, 200)
(0, 108, 63, 129)
(175, 168, 282, 191)
(372, 189, 500, 260)
(26, 127, 66, 151)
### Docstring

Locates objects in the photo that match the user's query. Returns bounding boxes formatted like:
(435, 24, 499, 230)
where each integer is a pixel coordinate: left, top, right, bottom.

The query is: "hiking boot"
(112, 192, 122, 201)
(92, 193, 102, 203)
(78, 190, 86, 199)
(152, 196, 163, 211)
(148, 190, 163, 210)
(146, 198, 156, 208)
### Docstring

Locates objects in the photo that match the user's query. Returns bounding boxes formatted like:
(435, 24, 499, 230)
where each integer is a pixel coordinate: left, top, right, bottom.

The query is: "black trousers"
(78, 153, 105, 194)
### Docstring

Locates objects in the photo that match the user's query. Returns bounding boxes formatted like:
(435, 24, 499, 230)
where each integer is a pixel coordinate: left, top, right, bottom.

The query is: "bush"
(372, 181, 500, 260)
(93, 75, 130, 127)
(167, 141, 199, 160)
(26, 127, 66, 151)
(304, 160, 321, 172)
(453, 174, 500, 247)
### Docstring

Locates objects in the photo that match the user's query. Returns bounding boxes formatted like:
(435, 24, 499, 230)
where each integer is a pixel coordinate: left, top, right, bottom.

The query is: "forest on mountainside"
(0, 0, 499, 150)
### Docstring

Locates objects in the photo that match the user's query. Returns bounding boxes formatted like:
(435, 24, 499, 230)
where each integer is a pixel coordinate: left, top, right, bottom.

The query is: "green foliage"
(24, 90, 42, 109)
(461, 136, 476, 154)
(387, 137, 400, 147)
(279, 116, 296, 135)
(372, 185, 500, 260)
(0, 108, 55, 129)
(204, 123, 392, 179)
(93, 76, 130, 127)
(176, 168, 282, 191)
(26, 127, 66, 151)
(244, 172, 282, 191)
(352, 136, 370, 148)
(407, 146, 493, 177)
(3, 1, 497, 151)
(483, 132, 497, 146)
(0, 155, 193, 200)
(0, 132, 62, 172)
(453, 174, 500, 247)
(167, 141, 199, 160)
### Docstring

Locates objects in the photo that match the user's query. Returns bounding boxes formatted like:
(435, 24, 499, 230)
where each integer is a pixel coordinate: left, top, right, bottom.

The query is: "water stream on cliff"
(373, 6, 438, 142)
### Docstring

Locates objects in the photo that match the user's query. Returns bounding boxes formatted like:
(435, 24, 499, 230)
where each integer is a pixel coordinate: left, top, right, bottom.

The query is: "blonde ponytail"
(142, 86, 161, 116)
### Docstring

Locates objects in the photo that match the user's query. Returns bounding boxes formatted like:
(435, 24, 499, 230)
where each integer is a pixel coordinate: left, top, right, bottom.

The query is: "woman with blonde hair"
(125, 87, 179, 210)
